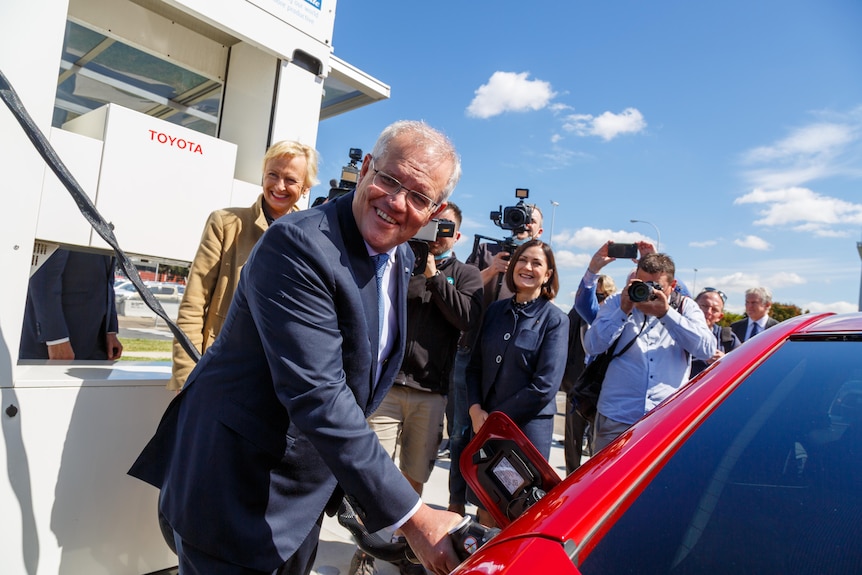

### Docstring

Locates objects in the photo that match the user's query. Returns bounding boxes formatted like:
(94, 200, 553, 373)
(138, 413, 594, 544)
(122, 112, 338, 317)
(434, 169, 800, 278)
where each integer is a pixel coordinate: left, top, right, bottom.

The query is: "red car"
(458, 312, 862, 574)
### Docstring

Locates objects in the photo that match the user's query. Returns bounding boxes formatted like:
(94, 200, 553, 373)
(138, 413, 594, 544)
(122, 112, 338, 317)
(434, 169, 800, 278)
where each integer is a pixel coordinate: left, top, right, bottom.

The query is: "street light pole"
(693, 268, 698, 294)
(549, 201, 560, 248)
(630, 219, 661, 252)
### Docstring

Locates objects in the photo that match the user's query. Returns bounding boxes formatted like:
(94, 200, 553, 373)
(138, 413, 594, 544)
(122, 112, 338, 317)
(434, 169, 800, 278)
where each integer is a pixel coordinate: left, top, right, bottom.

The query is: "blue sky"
(316, 0, 862, 314)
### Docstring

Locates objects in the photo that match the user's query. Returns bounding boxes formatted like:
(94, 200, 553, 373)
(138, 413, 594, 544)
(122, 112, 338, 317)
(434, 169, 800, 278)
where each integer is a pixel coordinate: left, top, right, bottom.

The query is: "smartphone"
(608, 242, 638, 259)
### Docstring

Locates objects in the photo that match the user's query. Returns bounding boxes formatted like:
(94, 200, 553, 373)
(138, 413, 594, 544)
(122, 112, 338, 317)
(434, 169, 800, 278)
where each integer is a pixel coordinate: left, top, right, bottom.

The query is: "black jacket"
(395, 254, 483, 394)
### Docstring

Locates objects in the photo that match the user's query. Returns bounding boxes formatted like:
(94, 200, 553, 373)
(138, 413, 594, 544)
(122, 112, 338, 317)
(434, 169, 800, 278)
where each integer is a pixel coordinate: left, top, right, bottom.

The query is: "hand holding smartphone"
(607, 242, 638, 259)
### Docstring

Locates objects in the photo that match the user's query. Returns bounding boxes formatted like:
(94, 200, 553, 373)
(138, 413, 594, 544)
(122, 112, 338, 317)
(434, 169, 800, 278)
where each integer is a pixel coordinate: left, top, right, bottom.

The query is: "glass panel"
(54, 21, 222, 136)
(582, 340, 862, 575)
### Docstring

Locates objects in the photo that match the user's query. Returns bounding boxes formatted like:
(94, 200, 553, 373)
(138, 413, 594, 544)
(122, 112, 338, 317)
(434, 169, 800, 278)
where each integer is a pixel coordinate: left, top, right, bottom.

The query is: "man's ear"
(359, 154, 373, 177)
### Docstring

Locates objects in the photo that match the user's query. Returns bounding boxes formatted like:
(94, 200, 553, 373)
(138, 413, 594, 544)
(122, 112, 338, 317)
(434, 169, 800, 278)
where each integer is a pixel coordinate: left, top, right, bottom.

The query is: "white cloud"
(562, 107, 646, 141)
(466, 72, 556, 119)
(553, 249, 591, 270)
(803, 300, 858, 313)
(736, 110, 862, 237)
(734, 186, 862, 232)
(552, 226, 648, 250)
(743, 122, 855, 164)
(696, 270, 806, 312)
(690, 240, 718, 248)
(734, 235, 771, 250)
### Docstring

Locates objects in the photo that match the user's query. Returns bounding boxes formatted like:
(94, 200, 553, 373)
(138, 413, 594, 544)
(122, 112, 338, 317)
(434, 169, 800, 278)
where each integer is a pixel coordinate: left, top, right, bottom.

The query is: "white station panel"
(62, 104, 237, 262)
(35, 128, 105, 248)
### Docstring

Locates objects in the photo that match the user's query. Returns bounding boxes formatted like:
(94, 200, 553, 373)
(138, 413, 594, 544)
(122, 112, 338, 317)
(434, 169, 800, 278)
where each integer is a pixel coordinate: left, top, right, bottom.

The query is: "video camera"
(470, 188, 533, 264)
(490, 188, 532, 235)
(312, 147, 363, 207)
(408, 219, 456, 276)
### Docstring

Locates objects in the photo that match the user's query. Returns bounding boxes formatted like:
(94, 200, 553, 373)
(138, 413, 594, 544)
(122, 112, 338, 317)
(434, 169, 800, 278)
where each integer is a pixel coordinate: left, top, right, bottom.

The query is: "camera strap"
(604, 315, 647, 362)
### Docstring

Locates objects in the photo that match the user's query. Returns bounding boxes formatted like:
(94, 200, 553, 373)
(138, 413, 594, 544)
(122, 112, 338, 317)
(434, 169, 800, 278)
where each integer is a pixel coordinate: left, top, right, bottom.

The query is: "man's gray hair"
(371, 120, 461, 204)
(746, 286, 773, 304)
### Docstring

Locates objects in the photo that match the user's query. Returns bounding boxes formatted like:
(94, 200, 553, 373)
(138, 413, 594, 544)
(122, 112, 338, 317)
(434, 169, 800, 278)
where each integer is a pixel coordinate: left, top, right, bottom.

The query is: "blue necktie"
(749, 321, 760, 339)
(373, 254, 388, 340)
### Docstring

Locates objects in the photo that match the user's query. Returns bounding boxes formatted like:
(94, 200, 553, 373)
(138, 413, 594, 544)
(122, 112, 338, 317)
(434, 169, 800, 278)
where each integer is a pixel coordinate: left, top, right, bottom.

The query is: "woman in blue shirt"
(466, 239, 569, 461)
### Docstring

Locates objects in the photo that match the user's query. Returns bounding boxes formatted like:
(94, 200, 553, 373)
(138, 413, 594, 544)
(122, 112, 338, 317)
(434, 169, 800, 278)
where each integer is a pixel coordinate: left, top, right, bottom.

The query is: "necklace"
(512, 296, 539, 310)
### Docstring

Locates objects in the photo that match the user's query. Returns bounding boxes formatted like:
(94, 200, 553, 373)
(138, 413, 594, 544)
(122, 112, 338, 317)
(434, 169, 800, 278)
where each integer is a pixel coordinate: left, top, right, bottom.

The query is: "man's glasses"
(698, 287, 727, 304)
(370, 161, 439, 212)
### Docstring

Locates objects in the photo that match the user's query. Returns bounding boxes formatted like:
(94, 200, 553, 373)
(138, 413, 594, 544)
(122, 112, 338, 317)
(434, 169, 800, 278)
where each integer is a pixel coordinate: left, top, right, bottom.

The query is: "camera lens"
(627, 281, 653, 303)
(503, 206, 527, 228)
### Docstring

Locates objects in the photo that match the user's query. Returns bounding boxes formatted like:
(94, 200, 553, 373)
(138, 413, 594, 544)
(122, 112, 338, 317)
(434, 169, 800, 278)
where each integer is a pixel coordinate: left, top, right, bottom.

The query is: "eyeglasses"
(698, 287, 727, 304)
(370, 161, 439, 212)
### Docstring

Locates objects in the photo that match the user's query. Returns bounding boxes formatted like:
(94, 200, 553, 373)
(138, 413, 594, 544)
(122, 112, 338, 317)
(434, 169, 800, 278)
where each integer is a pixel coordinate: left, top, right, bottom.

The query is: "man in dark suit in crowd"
(129, 121, 464, 575)
(19, 248, 123, 360)
(731, 286, 779, 342)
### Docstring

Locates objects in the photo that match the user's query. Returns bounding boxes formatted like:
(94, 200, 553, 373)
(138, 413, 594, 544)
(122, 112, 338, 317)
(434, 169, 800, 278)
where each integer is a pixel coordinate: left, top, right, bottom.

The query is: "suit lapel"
(331, 194, 381, 410)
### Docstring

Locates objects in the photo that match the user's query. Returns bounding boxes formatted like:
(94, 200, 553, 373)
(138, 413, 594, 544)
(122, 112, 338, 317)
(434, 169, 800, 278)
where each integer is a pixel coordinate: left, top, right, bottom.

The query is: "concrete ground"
(311, 400, 571, 575)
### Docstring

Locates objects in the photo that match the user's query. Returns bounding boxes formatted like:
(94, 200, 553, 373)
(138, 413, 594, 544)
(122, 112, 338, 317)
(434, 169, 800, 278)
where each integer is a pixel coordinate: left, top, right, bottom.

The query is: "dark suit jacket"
(19, 249, 118, 360)
(129, 193, 419, 571)
(465, 297, 569, 454)
(731, 316, 779, 342)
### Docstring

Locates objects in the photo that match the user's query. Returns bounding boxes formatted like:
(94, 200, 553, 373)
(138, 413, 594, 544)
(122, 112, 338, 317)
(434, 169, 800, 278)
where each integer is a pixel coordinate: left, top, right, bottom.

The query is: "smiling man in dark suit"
(130, 121, 463, 575)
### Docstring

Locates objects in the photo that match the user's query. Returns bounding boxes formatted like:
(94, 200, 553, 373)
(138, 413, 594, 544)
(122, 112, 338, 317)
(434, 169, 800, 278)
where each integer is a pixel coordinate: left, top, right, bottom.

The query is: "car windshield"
(581, 339, 862, 575)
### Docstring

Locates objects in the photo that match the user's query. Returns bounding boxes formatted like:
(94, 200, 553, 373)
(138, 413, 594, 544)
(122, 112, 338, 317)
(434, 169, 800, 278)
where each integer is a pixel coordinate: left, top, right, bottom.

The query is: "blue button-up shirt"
(583, 293, 716, 425)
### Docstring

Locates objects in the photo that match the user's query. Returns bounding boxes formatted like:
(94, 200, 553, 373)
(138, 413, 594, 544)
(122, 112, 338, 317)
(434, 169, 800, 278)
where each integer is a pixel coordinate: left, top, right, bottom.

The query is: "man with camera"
(352, 203, 484, 575)
(583, 253, 716, 453)
(468, 201, 543, 307)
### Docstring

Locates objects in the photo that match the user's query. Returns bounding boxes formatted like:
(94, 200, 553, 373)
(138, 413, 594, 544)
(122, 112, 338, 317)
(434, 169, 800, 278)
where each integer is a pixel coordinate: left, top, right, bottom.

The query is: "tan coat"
(169, 195, 275, 389)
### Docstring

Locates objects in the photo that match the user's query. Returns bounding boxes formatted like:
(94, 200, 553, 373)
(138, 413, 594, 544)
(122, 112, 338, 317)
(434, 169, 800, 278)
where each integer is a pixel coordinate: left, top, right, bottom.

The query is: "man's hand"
(634, 285, 670, 318)
(400, 504, 463, 575)
(106, 332, 123, 360)
(423, 253, 438, 279)
(479, 251, 510, 287)
(489, 251, 510, 275)
(706, 349, 725, 365)
(47, 341, 75, 360)
(636, 241, 656, 258)
(588, 241, 614, 273)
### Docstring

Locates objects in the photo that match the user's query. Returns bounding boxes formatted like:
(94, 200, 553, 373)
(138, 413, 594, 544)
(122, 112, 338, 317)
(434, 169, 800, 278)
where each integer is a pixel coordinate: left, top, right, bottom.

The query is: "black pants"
(564, 395, 592, 475)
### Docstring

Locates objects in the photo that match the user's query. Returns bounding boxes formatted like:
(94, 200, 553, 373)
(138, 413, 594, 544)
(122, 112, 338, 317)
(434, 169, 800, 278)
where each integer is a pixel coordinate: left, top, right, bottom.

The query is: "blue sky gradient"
(316, 0, 862, 314)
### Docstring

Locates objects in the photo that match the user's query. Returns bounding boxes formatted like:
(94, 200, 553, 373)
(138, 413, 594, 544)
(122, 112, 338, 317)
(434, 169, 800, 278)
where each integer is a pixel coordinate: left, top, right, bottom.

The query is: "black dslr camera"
(627, 280, 661, 303)
(408, 219, 456, 276)
(312, 147, 363, 207)
(490, 188, 532, 234)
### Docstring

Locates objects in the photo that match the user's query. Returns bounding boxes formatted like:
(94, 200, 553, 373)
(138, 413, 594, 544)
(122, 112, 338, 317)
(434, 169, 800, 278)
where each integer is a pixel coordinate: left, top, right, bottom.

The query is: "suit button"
(503, 333, 511, 340)
(495, 355, 502, 364)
